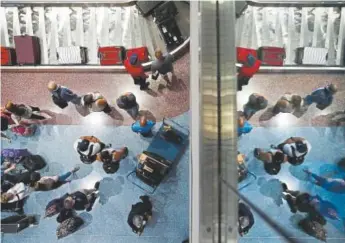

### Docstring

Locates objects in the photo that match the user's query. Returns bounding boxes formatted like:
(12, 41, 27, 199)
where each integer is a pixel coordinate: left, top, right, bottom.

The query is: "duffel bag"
(18, 155, 46, 171)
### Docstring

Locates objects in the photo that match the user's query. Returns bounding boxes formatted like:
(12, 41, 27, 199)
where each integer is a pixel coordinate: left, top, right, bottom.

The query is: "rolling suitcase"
(257, 46, 285, 66)
(1, 47, 17, 65)
(57, 46, 88, 65)
(135, 1, 163, 17)
(98, 46, 126, 65)
(153, 1, 178, 23)
(295, 47, 328, 65)
(1, 215, 38, 233)
(14, 35, 41, 65)
(126, 47, 150, 63)
(157, 17, 184, 51)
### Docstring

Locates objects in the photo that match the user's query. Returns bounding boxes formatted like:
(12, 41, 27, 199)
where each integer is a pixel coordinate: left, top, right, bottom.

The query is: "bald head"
(155, 49, 163, 60)
(47, 81, 58, 91)
(96, 98, 107, 109)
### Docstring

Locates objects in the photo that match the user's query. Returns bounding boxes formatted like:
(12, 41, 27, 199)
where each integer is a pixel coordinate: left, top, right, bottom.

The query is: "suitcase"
(295, 47, 328, 65)
(1, 215, 38, 233)
(57, 46, 88, 65)
(157, 17, 184, 51)
(257, 46, 286, 66)
(14, 35, 41, 65)
(126, 47, 150, 63)
(135, 1, 163, 17)
(153, 1, 178, 23)
(1, 47, 17, 65)
(98, 46, 126, 65)
(237, 47, 258, 63)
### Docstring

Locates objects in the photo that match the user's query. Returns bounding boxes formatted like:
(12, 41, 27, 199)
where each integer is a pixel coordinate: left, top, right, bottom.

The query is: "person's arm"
(3, 163, 16, 174)
(140, 66, 148, 79)
(11, 114, 21, 126)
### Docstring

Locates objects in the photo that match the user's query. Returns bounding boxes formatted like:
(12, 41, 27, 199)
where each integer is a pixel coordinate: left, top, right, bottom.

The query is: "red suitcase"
(98, 46, 126, 65)
(237, 47, 258, 64)
(14, 35, 41, 65)
(126, 47, 150, 63)
(257, 46, 285, 66)
(1, 47, 17, 66)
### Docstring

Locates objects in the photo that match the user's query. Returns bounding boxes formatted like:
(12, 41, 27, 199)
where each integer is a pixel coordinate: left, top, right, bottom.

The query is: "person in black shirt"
(238, 202, 254, 236)
(116, 92, 139, 119)
(127, 195, 153, 235)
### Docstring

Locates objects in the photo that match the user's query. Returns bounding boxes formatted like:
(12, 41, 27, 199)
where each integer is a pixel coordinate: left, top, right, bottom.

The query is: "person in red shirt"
(237, 48, 261, 90)
(124, 54, 150, 90)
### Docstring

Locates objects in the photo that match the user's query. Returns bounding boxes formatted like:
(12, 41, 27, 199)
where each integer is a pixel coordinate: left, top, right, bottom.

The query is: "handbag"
(52, 95, 68, 109)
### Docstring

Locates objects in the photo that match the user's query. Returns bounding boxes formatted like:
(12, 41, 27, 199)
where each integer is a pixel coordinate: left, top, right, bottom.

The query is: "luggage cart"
(127, 118, 189, 194)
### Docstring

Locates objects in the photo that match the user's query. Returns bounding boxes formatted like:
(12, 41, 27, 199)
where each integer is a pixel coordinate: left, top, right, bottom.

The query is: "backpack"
(18, 155, 46, 171)
(56, 216, 84, 239)
(264, 162, 281, 175)
(103, 161, 120, 174)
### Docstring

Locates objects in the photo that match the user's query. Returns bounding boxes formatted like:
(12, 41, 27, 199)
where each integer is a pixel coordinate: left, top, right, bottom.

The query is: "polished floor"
(238, 127, 345, 243)
(1, 112, 190, 243)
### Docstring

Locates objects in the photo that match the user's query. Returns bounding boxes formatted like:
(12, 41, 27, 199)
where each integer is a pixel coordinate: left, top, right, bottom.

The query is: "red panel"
(98, 46, 126, 65)
(257, 46, 286, 66)
(126, 47, 150, 63)
(1, 47, 11, 65)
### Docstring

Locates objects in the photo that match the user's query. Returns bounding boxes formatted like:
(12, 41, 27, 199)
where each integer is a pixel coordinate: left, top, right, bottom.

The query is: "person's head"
(64, 197, 75, 209)
(83, 94, 94, 106)
(1, 192, 14, 203)
(327, 83, 337, 94)
(140, 116, 147, 127)
(295, 141, 307, 153)
(129, 54, 139, 65)
(47, 81, 59, 91)
(133, 215, 144, 229)
(155, 49, 164, 60)
(238, 116, 245, 128)
(95, 98, 107, 109)
(78, 139, 90, 152)
(291, 95, 302, 107)
(238, 216, 250, 229)
(5, 101, 16, 113)
(256, 95, 266, 105)
(100, 150, 112, 163)
(246, 54, 256, 67)
(30, 172, 41, 185)
(1, 116, 9, 131)
(273, 100, 289, 114)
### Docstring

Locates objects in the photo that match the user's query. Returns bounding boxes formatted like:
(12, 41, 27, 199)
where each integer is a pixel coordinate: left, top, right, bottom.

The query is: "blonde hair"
(5, 101, 14, 111)
(155, 49, 163, 59)
(47, 81, 58, 91)
(96, 98, 107, 109)
(1, 193, 12, 203)
(140, 116, 147, 127)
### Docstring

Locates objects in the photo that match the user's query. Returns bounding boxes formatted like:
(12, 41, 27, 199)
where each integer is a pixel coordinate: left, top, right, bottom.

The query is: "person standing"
(151, 49, 176, 84)
(127, 195, 153, 235)
(5, 101, 50, 125)
(116, 92, 139, 119)
(124, 54, 150, 90)
(47, 81, 80, 106)
(272, 93, 304, 115)
(80, 92, 111, 114)
(131, 116, 155, 137)
(243, 93, 268, 120)
(304, 83, 338, 110)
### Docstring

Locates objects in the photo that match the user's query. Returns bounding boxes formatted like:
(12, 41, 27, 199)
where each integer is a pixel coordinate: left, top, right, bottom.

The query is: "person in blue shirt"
(304, 83, 338, 110)
(48, 81, 80, 105)
(304, 168, 345, 194)
(238, 115, 253, 136)
(132, 116, 155, 137)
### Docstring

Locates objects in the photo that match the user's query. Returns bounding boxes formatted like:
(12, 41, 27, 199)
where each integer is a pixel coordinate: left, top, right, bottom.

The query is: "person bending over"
(304, 83, 337, 110)
(254, 148, 288, 175)
(47, 81, 80, 105)
(127, 195, 153, 235)
(32, 166, 80, 191)
(304, 169, 345, 194)
(124, 54, 150, 90)
(116, 92, 139, 119)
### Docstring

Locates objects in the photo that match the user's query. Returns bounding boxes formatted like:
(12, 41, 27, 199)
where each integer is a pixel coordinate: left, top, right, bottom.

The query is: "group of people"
(236, 82, 343, 241)
(0, 48, 179, 237)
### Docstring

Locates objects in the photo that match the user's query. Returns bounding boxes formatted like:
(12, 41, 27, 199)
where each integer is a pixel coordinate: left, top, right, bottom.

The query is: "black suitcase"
(157, 17, 184, 51)
(1, 215, 38, 233)
(135, 1, 164, 17)
(19, 155, 47, 171)
(153, 1, 178, 23)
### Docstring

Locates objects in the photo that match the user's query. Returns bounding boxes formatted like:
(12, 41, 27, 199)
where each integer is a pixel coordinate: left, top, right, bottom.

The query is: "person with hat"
(47, 81, 80, 106)
(127, 195, 153, 235)
(96, 147, 129, 174)
(243, 93, 268, 120)
(124, 54, 150, 90)
(80, 92, 112, 114)
(131, 116, 155, 137)
(151, 48, 176, 84)
(5, 101, 50, 125)
(304, 83, 338, 110)
(116, 92, 139, 119)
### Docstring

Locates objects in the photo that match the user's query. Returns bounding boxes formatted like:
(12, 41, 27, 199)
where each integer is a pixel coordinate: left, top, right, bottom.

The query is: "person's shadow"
(107, 107, 124, 123)
(98, 177, 125, 205)
(259, 107, 276, 122)
(167, 78, 187, 92)
(138, 110, 157, 123)
(258, 177, 284, 206)
(145, 89, 159, 97)
(75, 105, 90, 117)
(39, 110, 73, 125)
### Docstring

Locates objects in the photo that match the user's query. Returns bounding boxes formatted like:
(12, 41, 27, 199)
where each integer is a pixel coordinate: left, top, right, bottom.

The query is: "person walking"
(151, 49, 176, 84)
(124, 54, 150, 90)
(80, 92, 111, 114)
(47, 81, 80, 107)
(5, 102, 50, 124)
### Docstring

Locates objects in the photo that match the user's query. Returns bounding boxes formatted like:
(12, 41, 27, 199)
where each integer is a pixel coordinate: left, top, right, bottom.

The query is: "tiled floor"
(1, 112, 190, 243)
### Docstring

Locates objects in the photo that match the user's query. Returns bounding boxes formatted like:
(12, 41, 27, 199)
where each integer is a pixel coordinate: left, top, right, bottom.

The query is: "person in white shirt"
(81, 92, 111, 113)
(73, 136, 110, 163)
(1, 182, 32, 204)
(273, 137, 312, 165)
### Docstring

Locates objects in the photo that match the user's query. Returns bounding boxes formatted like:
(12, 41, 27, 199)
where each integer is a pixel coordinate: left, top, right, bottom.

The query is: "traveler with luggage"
(1, 107, 36, 138)
(5, 101, 51, 124)
(243, 93, 268, 120)
(238, 113, 253, 136)
(151, 49, 176, 84)
(96, 147, 129, 174)
(304, 83, 338, 110)
(131, 116, 155, 137)
(80, 92, 112, 114)
(32, 166, 80, 192)
(61, 181, 100, 212)
(47, 81, 80, 108)
(254, 148, 288, 175)
(272, 137, 312, 166)
(116, 92, 139, 119)
(74, 136, 110, 164)
(238, 201, 255, 236)
(272, 93, 305, 116)
(124, 54, 150, 90)
(127, 195, 153, 235)
(237, 49, 261, 91)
